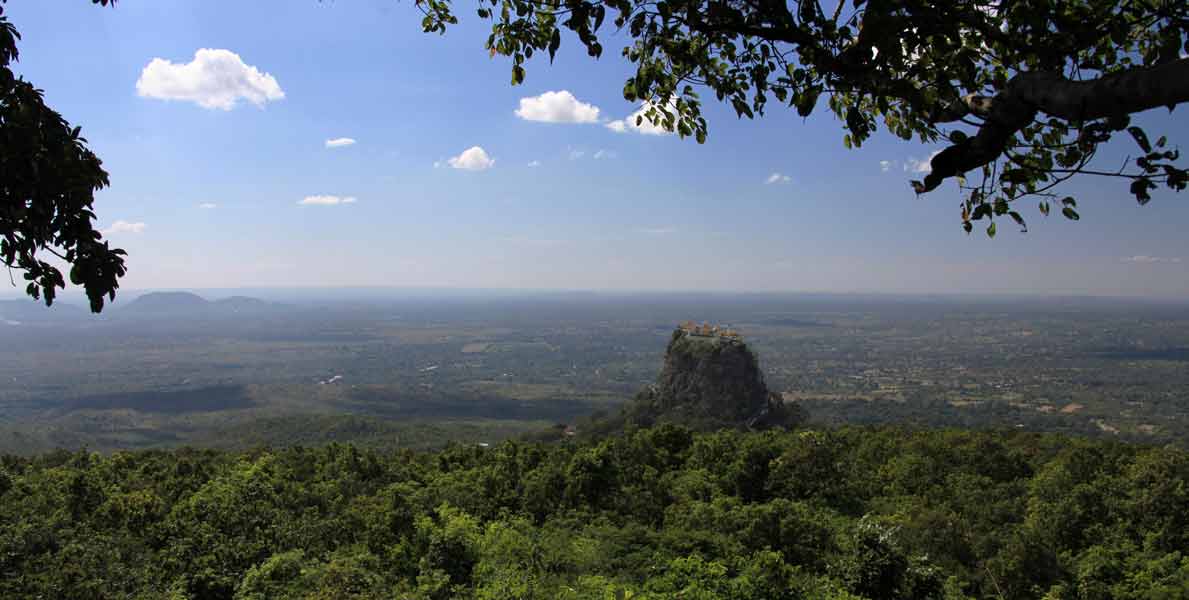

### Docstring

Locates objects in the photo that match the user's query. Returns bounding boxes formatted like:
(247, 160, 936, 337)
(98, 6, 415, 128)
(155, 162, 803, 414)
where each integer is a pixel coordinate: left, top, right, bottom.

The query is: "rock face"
(626, 327, 806, 430)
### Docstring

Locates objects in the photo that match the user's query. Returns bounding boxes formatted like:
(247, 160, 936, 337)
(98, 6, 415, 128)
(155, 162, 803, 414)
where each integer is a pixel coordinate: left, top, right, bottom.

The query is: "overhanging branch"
(915, 58, 1189, 194)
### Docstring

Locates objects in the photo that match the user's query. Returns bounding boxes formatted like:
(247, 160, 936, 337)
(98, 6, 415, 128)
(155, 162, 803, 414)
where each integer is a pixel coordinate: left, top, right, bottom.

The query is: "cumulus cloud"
(905, 150, 943, 173)
(446, 146, 495, 170)
(568, 149, 586, 160)
(299, 195, 357, 206)
(527, 160, 541, 168)
(325, 137, 356, 148)
(515, 90, 601, 123)
(1121, 255, 1183, 264)
(593, 149, 616, 160)
(606, 101, 674, 135)
(102, 221, 146, 235)
(198, 202, 217, 209)
(136, 48, 284, 110)
(765, 173, 792, 185)
(880, 160, 894, 172)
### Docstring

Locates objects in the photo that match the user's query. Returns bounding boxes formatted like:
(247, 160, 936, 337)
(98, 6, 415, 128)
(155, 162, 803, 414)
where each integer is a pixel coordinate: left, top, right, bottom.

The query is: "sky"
(5, 0, 1189, 300)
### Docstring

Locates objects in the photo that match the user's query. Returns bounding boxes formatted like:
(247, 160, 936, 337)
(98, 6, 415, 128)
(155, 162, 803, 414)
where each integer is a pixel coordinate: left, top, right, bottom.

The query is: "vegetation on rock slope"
(608, 327, 807, 432)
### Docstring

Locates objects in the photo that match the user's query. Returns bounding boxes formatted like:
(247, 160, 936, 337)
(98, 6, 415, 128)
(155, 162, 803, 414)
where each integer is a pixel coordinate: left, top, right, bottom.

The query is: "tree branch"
(914, 58, 1189, 194)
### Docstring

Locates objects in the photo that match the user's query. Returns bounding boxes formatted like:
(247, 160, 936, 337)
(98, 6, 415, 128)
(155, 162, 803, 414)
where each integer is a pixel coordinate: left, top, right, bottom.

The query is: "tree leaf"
(1127, 126, 1152, 153)
(548, 29, 560, 62)
(1008, 211, 1027, 231)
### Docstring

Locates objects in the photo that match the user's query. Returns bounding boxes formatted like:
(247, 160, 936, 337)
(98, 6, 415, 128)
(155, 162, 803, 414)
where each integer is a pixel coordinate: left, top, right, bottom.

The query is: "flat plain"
(3, 292, 1187, 453)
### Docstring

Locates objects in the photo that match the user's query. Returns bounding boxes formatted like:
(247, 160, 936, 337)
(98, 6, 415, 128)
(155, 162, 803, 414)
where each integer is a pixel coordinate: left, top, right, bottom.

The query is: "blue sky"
(6, 0, 1189, 299)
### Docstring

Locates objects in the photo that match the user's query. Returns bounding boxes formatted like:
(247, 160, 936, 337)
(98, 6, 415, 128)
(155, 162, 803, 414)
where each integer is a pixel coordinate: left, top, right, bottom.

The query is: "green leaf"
(986, 222, 996, 238)
(1061, 207, 1080, 220)
(796, 88, 820, 117)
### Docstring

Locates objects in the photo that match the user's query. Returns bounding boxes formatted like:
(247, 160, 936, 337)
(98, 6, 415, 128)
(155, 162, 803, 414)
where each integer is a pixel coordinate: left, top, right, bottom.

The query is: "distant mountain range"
(0, 292, 285, 323)
(118, 292, 285, 318)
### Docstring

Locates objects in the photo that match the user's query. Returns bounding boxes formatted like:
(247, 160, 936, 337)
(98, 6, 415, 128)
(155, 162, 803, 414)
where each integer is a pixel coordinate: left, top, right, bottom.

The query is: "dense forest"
(2, 426, 1186, 599)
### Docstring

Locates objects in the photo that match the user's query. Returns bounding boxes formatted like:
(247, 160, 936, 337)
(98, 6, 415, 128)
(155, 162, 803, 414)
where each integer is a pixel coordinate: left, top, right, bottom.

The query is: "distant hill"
(119, 291, 211, 315)
(117, 292, 280, 318)
(213, 296, 275, 314)
(0, 299, 85, 324)
(1, 292, 283, 323)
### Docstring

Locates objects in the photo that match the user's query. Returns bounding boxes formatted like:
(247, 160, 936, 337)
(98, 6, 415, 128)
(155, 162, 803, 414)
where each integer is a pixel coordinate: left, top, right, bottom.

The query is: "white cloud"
(905, 150, 943, 173)
(765, 173, 791, 185)
(446, 146, 495, 171)
(299, 195, 357, 206)
(136, 48, 284, 110)
(606, 101, 674, 135)
(593, 149, 616, 160)
(638, 227, 676, 235)
(880, 160, 894, 172)
(1122, 255, 1183, 264)
(515, 90, 601, 123)
(569, 149, 585, 160)
(198, 202, 217, 209)
(325, 137, 356, 148)
(527, 160, 541, 168)
(102, 220, 147, 235)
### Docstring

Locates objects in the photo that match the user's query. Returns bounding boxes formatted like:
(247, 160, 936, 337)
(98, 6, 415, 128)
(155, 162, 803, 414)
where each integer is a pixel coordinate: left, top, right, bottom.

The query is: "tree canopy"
(2, 427, 1187, 599)
(418, 0, 1188, 235)
(1, 0, 123, 312)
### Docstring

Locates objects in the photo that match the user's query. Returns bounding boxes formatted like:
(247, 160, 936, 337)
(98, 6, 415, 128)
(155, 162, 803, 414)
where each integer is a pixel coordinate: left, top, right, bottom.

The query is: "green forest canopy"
(2, 426, 1186, 599)
(2, 0, 1188, 309)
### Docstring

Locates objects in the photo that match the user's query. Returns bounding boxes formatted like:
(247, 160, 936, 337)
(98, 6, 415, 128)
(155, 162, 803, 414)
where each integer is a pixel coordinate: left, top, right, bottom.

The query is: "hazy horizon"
(6, 284, 1189, 308)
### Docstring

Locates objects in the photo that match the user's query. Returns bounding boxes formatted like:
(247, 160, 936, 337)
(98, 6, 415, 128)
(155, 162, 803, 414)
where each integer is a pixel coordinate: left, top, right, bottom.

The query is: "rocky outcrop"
(625, 327, 806, 431)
